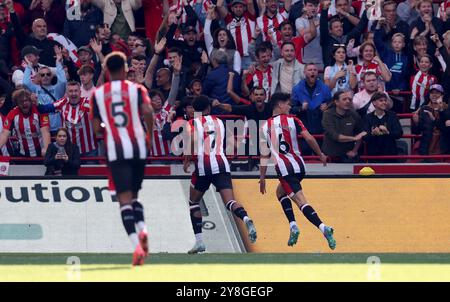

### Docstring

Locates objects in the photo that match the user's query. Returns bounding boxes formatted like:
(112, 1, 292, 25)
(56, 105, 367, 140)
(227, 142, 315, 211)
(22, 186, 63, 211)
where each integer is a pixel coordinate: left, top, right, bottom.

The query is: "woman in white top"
(204, 6, 241, 73)
(324, 45, 357, 94)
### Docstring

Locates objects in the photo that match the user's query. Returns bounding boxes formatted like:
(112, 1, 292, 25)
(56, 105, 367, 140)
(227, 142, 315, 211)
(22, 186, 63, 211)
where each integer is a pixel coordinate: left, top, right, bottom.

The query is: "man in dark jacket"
(11, 14, 61, 67)
(322, 90, 366, 161)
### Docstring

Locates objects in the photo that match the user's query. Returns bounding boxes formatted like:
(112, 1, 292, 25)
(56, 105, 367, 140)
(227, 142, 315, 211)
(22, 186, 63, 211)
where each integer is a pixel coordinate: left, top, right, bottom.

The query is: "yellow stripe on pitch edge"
(0, 264, 450, 281)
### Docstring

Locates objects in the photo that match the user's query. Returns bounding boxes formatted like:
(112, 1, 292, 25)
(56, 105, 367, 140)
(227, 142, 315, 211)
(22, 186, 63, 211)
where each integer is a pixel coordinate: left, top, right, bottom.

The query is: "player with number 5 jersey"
(259, 93, 336, 249)
(183, 95, 257, 254)
(91, 52, 154, 266)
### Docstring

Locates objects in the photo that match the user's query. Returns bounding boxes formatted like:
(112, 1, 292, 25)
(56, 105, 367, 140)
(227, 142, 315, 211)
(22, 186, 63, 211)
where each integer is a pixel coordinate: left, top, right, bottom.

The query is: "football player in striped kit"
(259, 93, 336, 249)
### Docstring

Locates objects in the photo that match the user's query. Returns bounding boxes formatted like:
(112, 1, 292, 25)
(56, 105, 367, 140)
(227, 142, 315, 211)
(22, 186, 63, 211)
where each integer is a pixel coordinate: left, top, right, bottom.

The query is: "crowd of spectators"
(0, 0, 450, 170)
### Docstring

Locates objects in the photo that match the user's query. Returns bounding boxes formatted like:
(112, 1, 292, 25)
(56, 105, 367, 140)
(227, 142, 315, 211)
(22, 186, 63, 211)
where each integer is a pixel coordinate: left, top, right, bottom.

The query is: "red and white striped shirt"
(256, 10, 288, 45)
(4, 106, 49, 157)
(262, 114, 306, 177)
(91, 80, 151, 162)
(355, 61, 382, 91)
(169, 0, 211, 39)
(53, 97, 98, 154)
(151, 102, 172, 156)
(245, 65, 273, 102)
(437, 1, 450, 21)
(187, 115, 230, 176)
(225, 12, 256, 57)
(410, 71, 437, 110)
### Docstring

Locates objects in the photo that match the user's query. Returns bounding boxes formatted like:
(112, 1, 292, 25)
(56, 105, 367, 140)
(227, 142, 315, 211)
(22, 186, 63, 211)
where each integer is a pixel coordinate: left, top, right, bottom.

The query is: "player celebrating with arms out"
(259, 93, 336, 249)
(183, 95, 257, 254)
(91, 52, 154, 266)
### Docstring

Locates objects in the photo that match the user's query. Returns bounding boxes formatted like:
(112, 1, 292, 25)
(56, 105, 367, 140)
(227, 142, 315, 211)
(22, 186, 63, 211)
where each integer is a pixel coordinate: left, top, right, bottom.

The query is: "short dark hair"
(67, 80, 80, 87)
(149, 89, 165, 101)
(181, 96, 194, 109)
(329, 16, 342, 30)
(269, 92, 290, 110)
(362, 71, 378, 81)
(370, 91, 388, 103)
(304, 0, 319, 5)
(193, 95, 211, 112)
(105, 52, 127, 74)
(250, 86, 266, 95)
(131, 54, 147, 62)
(168, 47, 183, 57)
(278, 20, 294, 31)
(280, 41, 295, 50)
(332, 90, 352, 102)
(77, 64, 95, 75)
(255, 44, 269, 58)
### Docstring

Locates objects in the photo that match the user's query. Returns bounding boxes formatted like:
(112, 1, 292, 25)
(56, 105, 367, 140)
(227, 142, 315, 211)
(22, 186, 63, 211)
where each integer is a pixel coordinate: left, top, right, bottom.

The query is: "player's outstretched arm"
(302, 130, 327, 166)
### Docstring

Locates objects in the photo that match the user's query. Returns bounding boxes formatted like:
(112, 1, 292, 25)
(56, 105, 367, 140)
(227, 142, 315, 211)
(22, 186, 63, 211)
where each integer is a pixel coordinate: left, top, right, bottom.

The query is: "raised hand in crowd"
(5, 0, 14, 12)
(90, 38, 103, 54)
(154, 37, 167, 55)
(173, 56, 182, 74)
(54, 45, 63, 63)
(322, 0, 331, 10)
(201, 51, 209, 64)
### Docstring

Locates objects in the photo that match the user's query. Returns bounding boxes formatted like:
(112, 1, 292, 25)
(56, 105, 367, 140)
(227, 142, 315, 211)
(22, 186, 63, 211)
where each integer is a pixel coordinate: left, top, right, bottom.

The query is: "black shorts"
(107, 159, 146, 194)
(279, 172, 305, 197)
(191, 172, 233, 193)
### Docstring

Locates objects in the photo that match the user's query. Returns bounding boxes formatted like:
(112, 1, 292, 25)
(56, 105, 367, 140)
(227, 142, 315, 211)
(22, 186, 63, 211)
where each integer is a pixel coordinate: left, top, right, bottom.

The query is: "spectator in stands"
(412, 84, 449, 156)
(91, 0, 142, 41)
(333, 0, 361, 35)
(362, 92, 403, 159)
(374, 31, 409, 112)
(129, 54, 147, 84)
(244, 44, 273, 101)
(409, 0, 443, 51)
(433, 31, 450, 101)
(256, 0, 292, 46)
(353, 71, 392, 117)
(270, 41, 304, 95)
(320, 0, 368, 67)
(213, 73, 272, 122)
(273, 19, 316, 64)
(131, 36, 152, 58)
(165, 18, 205, 69)
(202, 50, 241, 114)
(0, 88, 51, 157)
(354, 42, 392, 91)
(371, 1, 409, 48)
(63, 0, 104, 48)
(204, 6, 241, 73)
(324, 45, 357, 94)
(0, 2, 15, 79)
(322, 90, 366, 162)
(11, 16, 61, 67)
(78, 64, 96, 98)
(23, 45, 67, 134)
(220, 0, 256, 70)
(44, 127, 81, 176)
(410, 54, 437, 111)
(37, 81, 98, 157)
(295, 0, 323, 69)
(26, 0, 66, 34)
(292, 63, 332, 135)
(397, 0, 420, 26)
